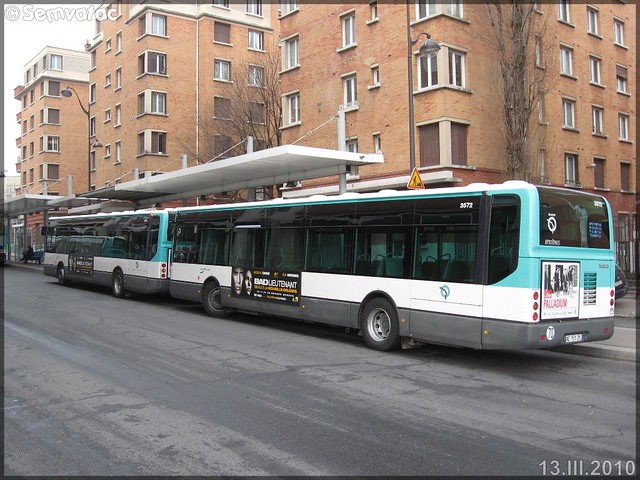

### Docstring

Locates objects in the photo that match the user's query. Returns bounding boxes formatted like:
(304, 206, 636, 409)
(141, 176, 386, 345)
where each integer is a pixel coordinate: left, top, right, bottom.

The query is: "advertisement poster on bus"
(231, 266, 300, 305)
(70, 255, 94, 275)
(541, 261, 580, 319)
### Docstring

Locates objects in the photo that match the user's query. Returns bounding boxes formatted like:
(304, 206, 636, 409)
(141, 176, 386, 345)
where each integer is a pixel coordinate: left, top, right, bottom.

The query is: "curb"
(551, 344, 637, 362)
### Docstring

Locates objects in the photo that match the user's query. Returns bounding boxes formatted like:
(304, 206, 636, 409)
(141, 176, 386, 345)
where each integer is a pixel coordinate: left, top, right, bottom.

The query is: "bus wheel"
(202, 282, 231, 318)
(112, 270, 126, 298)
(360, 298, 401, 351)
(57, 265, 67, 286)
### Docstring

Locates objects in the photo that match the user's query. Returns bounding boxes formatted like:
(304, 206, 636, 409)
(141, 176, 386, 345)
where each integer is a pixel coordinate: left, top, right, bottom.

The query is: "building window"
(47, 80, 60, 96)
(105, 108, 111, 122)
(616, 65, 628, 93)
(29, 168, 34, 185)
(418, 55, 438, 89)
(448, 50, 465, 88)
(104, 144, 111, 158)
(30, 90, 35, 104)
(587, 7, 599, 35)
(618, 113, 629, 141)
(589, 56, 601, 85)
(562, 98, 576, 129)
(248, 65, 264, 87)
(213, 0, 229, 7)
(248, 30, 264, 51)
(342, 12, 356, 48)
(284, 36, 299, 70)
(105, 38, 112, 52)
(372, 133, 381, 152)
(105, 73, 112, 87)
(614, 19, 625, 46)
(214, 59, 231, 81)
(90, 151, 96, 172)
(49, 54, 63, 70)
(284, 92, 300, 125)
(214, 22, 231, 44)
(44, 108, 60, 125)
(283, 0, 298, 15)
(247, 0, 262, 16)
(115, 141, 121, 164)
(116, 32, 122, 53)
(370, 1, 378, 21)
(115, 68, 122, 88)
(620, 163, 630, 191)
(249, 102, 265, 124)
(592, 106, 603, 135)
(371, 65, 380, 86)
(151, 14, 167, 36)
(90, 117, 96, 137)
(447, 0, 463, 18)
(419, 123, 439, 166)
(43, 136, 60, 152)
(138, 131, 167, 155)
(560, 46, 573, 76)
(535, 36, 543, 67)
(417, 0, 436, 20)
(214, 96, 232, 119)
(90, 83, 96, 103)
(537, 92, 545, 123)
(139, 51, 167, 76)
(343, 74, 358, 109)
(558, 0, 570, 23)
(115, 105, 122, 126)
(151, 92, 167, 114)
(594, 158, 605, 189)
(29, 142, 34, 157)
(565, 153, 579, 185)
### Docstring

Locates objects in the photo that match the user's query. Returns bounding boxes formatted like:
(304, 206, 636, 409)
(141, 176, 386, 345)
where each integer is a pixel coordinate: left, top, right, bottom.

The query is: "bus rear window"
(538, 187, 610, 248)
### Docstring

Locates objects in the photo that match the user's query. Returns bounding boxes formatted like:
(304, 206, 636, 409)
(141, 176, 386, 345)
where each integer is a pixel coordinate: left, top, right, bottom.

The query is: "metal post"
(337, 107, 347, 194)
(181, 154, 188, 169)
(406, 3, 416, 172)
(67, 175, 73, 196)
(246, 136, 255, 202)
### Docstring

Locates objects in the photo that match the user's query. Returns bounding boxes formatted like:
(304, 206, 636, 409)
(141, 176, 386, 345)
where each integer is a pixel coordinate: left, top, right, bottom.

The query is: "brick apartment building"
(88, 0, 278, 192)
(278, 1, 636, 273)
(14, 46, 91, 250)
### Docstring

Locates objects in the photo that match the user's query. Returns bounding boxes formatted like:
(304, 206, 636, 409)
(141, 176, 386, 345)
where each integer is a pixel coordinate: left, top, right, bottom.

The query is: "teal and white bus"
(43, 210, 173, 297)
(169, 181, 616, 351)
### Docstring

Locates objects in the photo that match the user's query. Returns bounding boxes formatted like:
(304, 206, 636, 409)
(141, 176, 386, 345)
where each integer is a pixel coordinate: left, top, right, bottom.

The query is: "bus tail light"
(532, 291, 540, 322)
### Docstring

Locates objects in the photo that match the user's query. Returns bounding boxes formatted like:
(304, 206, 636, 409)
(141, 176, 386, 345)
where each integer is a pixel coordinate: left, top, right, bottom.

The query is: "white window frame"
(214, 59, 231, 81)
(115, 141, 121, 164)
(150, 91, 167, 114)
(614, 19, 625, 46)
(558, 0, 570, 23)
(416, 0, 436, 20)
(562, 98, 576, 129)
(248, 65, 264, 87)
(592, 106, 603, 135)
(448, 50, 465, 88)
(49, 54, 63, 70)
(616, 66, 628, 94)
(587, 7, 599, 35)
(589, 56, 601, 85)
(247, 0, 263, 17)
(371, 65, 380, 87)
(565, 153, 578, 185)
(284, 36, 299, 70)
(105, 108, 111, 123)
(151, 13, 167, 36)
(372, 132, 381, 153)
(104, 144, 111, 158)
(342, 12, 356, 48)
(370, 1, 378, 22)
(283, 0, 298, 15)
(447, 0, 463, 18)
(343, 74, 358, 109)
(418, 54, 438, 89)
(115, 104, 122, 127)
(44, 135, 60, 153)
(560, 46, 573, 76)
(248, 30, 264, 51)
(618, 113, 629, 141)
(284, 92, 300, 126)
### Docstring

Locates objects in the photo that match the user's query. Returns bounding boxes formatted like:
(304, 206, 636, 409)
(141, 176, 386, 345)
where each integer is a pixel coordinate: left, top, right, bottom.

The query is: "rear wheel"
(360, 298, 401, 351)
(202, 281, 232, 317)
(57, 264, 67, 286)
(112, 270, 126, 298)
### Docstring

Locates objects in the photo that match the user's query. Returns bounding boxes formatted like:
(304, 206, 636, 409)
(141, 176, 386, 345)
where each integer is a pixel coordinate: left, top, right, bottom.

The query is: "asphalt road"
(3, 265, 637, 476)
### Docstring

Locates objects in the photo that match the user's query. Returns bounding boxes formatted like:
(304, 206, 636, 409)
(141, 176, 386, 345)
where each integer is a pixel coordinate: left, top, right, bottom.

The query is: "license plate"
(564, 333, 583, 343)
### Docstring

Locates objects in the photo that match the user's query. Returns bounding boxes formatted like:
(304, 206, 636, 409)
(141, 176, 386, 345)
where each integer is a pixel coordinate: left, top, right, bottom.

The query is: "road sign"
(407, 167, 425, 190)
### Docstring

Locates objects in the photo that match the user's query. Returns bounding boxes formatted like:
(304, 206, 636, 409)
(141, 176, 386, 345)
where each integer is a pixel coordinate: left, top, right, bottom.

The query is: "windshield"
(538, 187, 610, 249)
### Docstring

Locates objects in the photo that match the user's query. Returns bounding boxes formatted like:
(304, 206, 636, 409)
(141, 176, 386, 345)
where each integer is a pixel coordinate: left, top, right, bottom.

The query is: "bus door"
(410, 196, 483, 348)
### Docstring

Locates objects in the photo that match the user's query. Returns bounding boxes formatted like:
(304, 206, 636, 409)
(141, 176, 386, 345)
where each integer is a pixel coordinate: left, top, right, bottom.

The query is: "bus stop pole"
(246, 137, 255, 202)
(337, 107, 347, 195)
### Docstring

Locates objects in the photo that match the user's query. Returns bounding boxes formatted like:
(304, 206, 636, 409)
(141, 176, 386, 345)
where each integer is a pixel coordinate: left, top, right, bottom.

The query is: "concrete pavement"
(3, 260, 637, 361)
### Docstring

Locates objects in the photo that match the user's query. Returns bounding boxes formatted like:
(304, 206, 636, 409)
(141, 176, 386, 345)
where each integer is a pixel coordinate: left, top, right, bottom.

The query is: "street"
(3, 264, 637, 476)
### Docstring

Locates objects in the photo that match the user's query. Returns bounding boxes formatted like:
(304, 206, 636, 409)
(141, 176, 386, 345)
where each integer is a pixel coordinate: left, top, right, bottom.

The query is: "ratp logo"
(439, 285, 451, 300)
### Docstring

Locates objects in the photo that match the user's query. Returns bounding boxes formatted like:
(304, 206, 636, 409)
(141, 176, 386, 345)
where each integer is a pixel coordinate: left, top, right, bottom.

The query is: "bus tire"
(57, 264, 67, 286)
(360, 297, 401, 351)
(202, 281, 231, 318)
(112, 270, 126, 298)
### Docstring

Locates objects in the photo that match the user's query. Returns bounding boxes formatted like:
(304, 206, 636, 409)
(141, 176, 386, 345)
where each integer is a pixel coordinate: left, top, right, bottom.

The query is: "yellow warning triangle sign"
(407, 167, 425, 190)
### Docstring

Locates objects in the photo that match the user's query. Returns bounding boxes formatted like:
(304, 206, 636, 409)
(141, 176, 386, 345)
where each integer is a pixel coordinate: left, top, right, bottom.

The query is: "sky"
(4, 3, 95, 175)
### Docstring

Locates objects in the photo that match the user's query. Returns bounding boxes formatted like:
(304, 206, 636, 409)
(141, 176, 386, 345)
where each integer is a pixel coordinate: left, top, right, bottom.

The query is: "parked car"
(615, 264, 628, 299)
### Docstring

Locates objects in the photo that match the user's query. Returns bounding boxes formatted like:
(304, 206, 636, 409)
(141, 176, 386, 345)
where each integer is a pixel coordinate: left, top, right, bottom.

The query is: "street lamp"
(406, 7, 441, 172)
(61, 86, 103, 192)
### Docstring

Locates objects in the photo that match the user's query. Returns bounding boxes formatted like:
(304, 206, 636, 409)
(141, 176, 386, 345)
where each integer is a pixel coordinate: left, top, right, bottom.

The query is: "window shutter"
(419, 123, 439, 167)
(451, 123, 468, 166)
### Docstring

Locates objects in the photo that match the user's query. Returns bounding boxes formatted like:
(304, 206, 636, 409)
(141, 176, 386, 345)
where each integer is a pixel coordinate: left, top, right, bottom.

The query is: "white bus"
(167, 182, 615, 351)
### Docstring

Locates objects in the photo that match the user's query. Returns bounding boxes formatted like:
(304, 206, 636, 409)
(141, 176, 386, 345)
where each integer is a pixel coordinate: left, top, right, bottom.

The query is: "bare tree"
(181, 45, 283, 201)
(484, 2, 551, 182)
